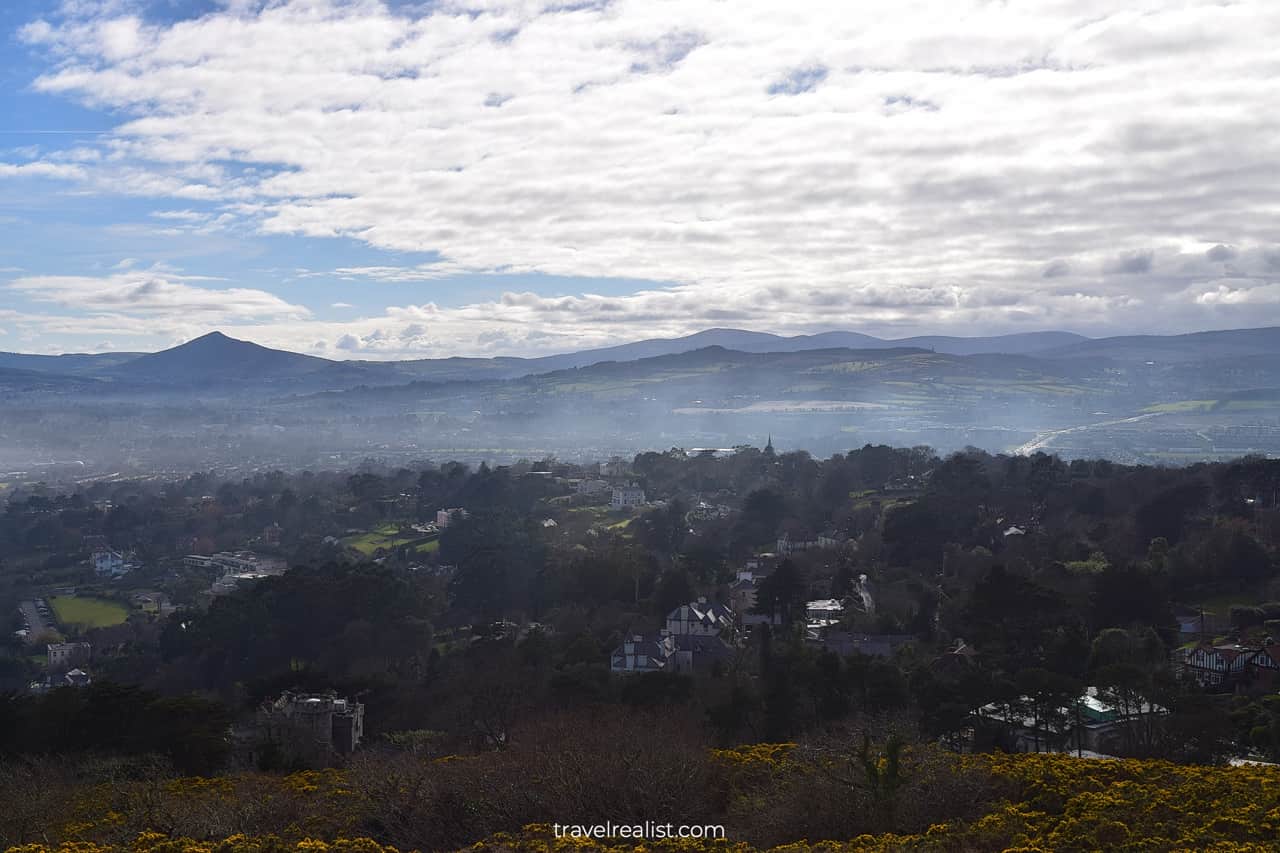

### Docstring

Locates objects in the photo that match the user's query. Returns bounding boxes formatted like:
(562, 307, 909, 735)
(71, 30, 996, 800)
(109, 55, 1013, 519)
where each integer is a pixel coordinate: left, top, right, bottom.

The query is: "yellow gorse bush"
(7, 751, 1280, 852)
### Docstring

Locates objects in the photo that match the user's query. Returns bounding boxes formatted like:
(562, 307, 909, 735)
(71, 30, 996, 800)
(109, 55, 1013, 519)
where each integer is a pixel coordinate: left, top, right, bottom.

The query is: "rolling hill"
(105, 331, 338, 385)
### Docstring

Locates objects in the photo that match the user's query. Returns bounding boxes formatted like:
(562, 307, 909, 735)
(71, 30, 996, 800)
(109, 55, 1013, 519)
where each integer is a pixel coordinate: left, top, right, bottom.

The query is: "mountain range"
(11, 325, 1280, 470)
(7, 325, 1280, 392)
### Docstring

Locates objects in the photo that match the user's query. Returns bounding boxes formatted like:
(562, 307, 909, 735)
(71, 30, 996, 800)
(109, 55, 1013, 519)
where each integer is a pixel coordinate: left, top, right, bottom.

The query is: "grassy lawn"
(49, 595, 129, 629)
(343, 525, 439, 556)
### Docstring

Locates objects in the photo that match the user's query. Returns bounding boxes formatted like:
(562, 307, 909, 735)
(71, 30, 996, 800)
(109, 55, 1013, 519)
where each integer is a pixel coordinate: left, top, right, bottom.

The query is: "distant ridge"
(457, 327, 1089, 374)
(109, 331, 334, 384)
(15, 325, 1280, 390)
(1043, 326, 1280, 362)
(0, 350, 143, 375)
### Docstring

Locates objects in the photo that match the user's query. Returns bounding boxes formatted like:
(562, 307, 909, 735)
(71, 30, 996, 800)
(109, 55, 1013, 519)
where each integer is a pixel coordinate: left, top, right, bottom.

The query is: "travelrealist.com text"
(552, 823, 726, 840)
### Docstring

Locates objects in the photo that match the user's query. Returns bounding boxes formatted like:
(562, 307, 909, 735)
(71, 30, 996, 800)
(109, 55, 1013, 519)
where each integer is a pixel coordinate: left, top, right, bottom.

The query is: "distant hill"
(379, 328, 1091, 381)
(0, 350, 143, 375)
(0, 366, 101, 391)
(890, 331, 1088, 355)
(106, 331, 335, 385)
(1044, 327, 1280, 362)
(510, 328, 1086, 370)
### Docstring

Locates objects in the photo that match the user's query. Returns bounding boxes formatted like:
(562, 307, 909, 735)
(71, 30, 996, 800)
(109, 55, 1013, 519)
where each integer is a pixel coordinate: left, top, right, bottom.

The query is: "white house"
(48, 641, 91, 670)
(611, 484, 646, 509)
(806, 598, 845, 624)
(93, 549, 129, 578)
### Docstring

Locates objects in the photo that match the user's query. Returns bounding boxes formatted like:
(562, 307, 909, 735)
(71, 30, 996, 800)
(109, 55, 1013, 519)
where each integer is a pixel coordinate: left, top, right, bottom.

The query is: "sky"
(2, 0, 1279, 359)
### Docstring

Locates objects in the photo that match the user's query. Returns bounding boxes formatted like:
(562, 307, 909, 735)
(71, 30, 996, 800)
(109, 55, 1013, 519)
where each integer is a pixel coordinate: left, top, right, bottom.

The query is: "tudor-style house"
(1181, 641, 1280, 687)
(666, 597, 735, 638)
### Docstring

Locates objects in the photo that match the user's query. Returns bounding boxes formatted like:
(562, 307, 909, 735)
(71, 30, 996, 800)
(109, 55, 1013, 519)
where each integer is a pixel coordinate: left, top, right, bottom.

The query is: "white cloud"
(12, 0, 1280, 353)
(0, 161, 86, 180)
(7, 268, 310, 322)
(1196, 281, 1280, 306)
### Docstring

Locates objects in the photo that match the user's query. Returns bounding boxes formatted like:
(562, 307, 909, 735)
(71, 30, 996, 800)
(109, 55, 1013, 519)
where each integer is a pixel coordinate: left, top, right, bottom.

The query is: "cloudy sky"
(2, 0, 1279, 359)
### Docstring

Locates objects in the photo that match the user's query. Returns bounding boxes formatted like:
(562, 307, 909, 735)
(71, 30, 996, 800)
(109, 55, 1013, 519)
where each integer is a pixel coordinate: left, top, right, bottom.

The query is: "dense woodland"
(3, 445, 1280, 848)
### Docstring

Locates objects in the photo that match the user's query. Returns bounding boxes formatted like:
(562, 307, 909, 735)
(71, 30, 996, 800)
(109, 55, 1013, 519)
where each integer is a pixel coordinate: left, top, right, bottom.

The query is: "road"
(1012, 412, 1166, 456)
(18, 600, 52, 644)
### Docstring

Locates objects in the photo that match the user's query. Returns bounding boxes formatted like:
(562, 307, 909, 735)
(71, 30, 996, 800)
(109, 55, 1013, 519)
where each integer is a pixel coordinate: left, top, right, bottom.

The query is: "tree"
(753, 559, 805, 626)
(444, 512, 540, 618)
(737, 489, 787, 547)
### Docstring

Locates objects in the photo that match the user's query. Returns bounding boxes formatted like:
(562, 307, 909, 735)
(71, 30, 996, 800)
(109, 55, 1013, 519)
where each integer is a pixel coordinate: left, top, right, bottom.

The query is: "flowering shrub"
(53, 771, 363, 846)
(8, 834, 397, 853)
(952, 752, 1280, 851)
(5, 750, 1280, 852)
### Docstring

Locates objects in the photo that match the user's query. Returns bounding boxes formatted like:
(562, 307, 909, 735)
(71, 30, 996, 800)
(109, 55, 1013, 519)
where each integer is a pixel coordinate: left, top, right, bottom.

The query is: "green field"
(49, 595, 129, 629)
(342, 523, 438, 556)
(1143, 400, 1217, 413)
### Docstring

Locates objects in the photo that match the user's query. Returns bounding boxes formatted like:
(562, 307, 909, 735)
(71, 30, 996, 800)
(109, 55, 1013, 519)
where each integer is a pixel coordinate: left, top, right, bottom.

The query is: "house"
(610, 632, 678, 674)
(210, 571, 270, 596)
(28, 667, 93, 693)
(253, 690, 365, 767)
(436, 508, 469, 528)
(64, 668, 92, 688)
(133, 591, 174, 616)
(728, 571, 783, 628)
(574, 479, 612, 495)
(186, 551, 285, 575)
(776, 533, 819, 555)
(973, 686, 1166, 755)
(93, 548, 130, 578)
(1247, 643, 1280, 683)
(728, 570, 762, 615)
(213, 551, 287, 574)
(806, 599, 845, 624)
(611, 484, 646, 509)
(47, 641, 91, 671)
(609, 627, 733, 675)
(666, 598, 735, 637)
(671, 632, 736, 673)
(1181, 643, 1258, 687)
